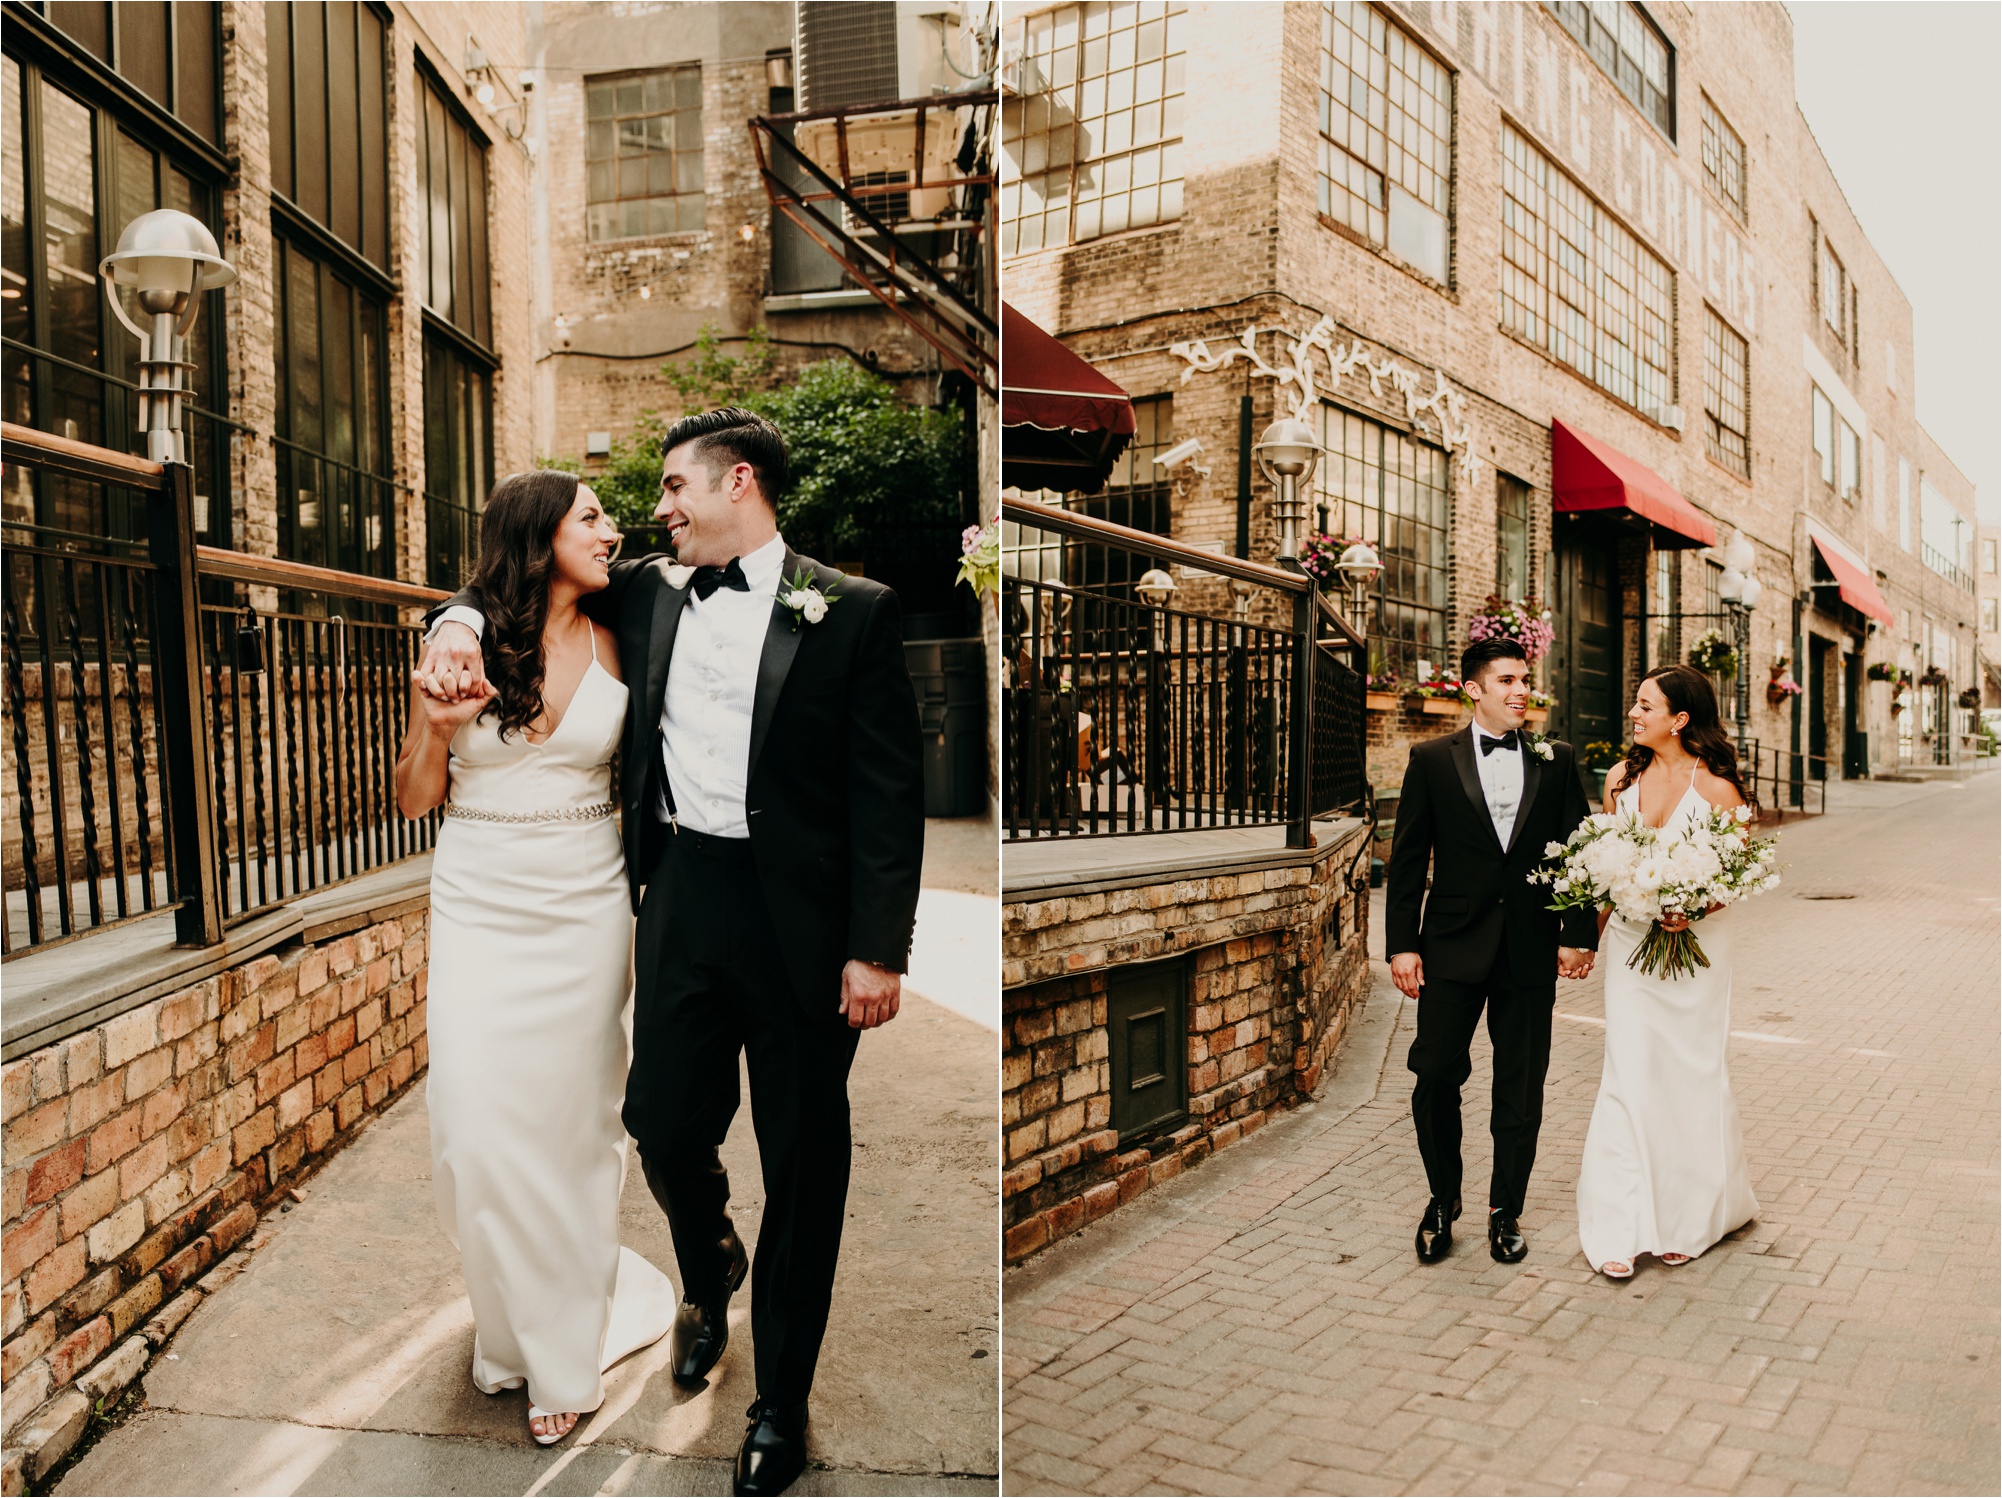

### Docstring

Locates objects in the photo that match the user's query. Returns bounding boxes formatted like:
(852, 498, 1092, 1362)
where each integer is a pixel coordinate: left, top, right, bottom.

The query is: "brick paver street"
(1003, 772, 1999, 1496)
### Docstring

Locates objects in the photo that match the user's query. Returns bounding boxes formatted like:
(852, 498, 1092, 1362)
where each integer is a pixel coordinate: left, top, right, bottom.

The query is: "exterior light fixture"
(1334, 539, 1383, 625)
(98, 208, 236, 463)
(1252, 416, 1322, 563)
(1135, 568, 1177, 608)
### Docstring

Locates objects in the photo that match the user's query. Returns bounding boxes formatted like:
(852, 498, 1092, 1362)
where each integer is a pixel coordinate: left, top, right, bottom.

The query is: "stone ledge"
(1002, 817, 1368, 905)
(2, 857, 433, 1061)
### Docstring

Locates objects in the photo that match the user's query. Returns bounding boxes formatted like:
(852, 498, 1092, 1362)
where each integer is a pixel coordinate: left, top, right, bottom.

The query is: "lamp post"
(1252, 416, 1322, 566)
(1253, 417, 1323, 848)
(1334, 539, 1382, 644)
(1135, 567, 1177, 814)
(1716, 534, 1761, 756)
(98, 209, 236, 464)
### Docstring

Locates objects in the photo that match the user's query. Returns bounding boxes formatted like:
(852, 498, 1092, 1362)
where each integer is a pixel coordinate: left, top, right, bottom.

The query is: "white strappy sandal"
(529, 1406, 579, 1445)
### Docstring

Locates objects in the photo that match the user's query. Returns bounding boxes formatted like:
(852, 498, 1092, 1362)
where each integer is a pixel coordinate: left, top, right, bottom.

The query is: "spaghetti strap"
(587, 624, 599, 668)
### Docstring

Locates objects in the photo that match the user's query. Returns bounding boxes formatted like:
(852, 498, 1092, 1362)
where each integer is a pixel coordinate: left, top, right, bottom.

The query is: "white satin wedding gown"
(425, 637, 677, 1414)
(1576, 768, 1759, 1271)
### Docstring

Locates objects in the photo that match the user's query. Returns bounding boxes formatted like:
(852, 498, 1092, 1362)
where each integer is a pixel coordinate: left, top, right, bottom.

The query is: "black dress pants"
(622, 827, 860, 1406)
(1405, 941, 1555, 1218)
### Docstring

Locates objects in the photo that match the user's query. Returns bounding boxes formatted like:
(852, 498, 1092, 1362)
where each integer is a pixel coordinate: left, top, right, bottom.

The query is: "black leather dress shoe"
(1488, 1209, 1528, 1263)
(1415, 1197, 1460, 1263)
(733, 1399, 809, 1495)
(671, 1235, 749, 1386)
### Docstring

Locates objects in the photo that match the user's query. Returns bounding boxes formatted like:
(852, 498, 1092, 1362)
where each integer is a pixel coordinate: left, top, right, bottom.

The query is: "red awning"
(1810, 534, 1895, 626)
(1551, 419, 1717, 550)
(1001, 302, 1135, 493)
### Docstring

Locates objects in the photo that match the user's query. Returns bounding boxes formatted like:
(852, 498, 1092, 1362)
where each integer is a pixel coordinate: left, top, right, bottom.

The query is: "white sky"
(1789, 1, 2001, 525)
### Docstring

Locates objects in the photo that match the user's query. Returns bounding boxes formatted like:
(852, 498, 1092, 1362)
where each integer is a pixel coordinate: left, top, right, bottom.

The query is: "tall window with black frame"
(2, 5, 229, 544)
(418, 74, 496, 588)
(1068, 396, 1173, 598)
(266, 0, 394, 584)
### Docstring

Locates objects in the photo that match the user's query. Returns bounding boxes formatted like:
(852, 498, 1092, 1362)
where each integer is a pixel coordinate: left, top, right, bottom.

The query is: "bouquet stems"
(1627, 919, 1711, 980)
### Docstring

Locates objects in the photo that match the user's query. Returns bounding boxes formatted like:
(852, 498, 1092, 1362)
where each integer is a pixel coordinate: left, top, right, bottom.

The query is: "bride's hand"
(1659, 911, 1691, 932)
(414, 672, 493, 737)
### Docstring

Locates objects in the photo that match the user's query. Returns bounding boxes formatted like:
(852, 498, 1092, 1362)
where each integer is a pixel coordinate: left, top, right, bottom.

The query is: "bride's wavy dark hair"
(1618, 663, 1756, 808)
(464, 469, 583, 741)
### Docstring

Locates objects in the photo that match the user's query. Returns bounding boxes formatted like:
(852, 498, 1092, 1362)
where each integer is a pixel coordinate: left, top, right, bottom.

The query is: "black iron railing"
(2, 422, 447, 959)
(1739, 738, 1826, 820)
(1002, 497, 1366, 844)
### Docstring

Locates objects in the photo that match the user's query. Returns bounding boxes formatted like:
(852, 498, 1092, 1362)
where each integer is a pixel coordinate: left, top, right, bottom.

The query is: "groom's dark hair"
(660, 406, 790, 507)
(1461, 636, 1529, 684)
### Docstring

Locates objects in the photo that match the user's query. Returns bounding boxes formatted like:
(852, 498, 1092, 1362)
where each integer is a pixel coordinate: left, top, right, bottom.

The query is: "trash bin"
(904, 637, 988, 817)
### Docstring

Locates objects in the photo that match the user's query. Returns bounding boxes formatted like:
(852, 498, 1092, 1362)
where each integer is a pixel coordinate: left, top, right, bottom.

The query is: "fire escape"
(749, 87, 998, 398)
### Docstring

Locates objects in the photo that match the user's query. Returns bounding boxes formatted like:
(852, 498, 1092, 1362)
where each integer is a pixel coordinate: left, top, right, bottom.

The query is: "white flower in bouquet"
(1529, 803, 1781, 980)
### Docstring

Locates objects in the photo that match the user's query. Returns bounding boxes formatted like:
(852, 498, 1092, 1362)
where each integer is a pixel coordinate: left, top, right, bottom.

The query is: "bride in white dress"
(1577, 664, 1760, 1281)
(395, 471, 677, 1443)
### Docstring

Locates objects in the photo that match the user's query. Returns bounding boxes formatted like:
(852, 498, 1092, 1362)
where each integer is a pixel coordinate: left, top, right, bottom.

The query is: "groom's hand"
(416, 622, 486, 702)
(839, 960, 901, 1029)
(1389, 952, 1424, 999)
(1558, 946, 1595, 980)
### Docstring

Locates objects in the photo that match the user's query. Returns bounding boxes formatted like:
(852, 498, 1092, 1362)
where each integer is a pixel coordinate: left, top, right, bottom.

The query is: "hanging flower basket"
(1687, 629, 1738, 677)
(1766, 675, 1803, 706)
(1918, 666, 1949, 688)
(1466, 595, 1556, 662)
(1957, 686, 1982, 710)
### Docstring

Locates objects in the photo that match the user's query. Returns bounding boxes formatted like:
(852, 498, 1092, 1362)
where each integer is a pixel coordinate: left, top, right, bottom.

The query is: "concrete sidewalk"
(56, 823, 1001, 1497)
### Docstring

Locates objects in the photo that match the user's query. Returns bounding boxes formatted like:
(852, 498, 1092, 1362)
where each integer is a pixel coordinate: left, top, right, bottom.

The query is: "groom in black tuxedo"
(421, 408, 923, 1494)
(1384, 637, 1596, 1266)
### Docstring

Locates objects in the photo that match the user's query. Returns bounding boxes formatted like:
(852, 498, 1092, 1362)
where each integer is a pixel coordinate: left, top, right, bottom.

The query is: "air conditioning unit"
(1652, 404, 1686, 431)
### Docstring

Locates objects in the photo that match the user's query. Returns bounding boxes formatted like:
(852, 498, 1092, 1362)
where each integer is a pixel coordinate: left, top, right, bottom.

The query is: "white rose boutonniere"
(1525, 730, 1556, 761)
(664, 563, 696, 589)
(780, 567, 837, 631)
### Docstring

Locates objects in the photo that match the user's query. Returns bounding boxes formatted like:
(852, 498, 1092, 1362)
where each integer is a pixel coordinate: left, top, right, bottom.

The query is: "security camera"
(1154, 436, 1206, 470)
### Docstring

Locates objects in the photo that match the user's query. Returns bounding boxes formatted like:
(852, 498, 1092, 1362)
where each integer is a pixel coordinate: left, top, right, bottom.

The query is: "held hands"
(415, 622, 488, 702)
(1558, 946, 1595, 980)
(412, 669, 493, 738)
(839, 960, 901, 1030)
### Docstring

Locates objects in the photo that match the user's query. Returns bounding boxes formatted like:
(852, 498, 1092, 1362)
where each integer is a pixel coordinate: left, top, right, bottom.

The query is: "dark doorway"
(1551, 528, 1623, 767)
(1807, 636, 1831, 778)
(1842, 650, 1867, 778)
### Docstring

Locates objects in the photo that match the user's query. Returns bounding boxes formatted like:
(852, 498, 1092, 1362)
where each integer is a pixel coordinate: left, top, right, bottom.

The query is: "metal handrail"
(1001, 495, 1367, 648)
(194, 548, 447, 608)
(1, 420, 166, 488)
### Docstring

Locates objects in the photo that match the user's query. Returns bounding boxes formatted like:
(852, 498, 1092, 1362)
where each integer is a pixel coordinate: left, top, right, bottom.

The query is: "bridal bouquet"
(1530, 804, 1781, 980)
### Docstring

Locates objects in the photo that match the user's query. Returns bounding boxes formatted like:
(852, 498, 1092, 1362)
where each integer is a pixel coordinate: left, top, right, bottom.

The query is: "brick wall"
(0, 909, 429, 1448)
(1001, 821, 1373, 1261)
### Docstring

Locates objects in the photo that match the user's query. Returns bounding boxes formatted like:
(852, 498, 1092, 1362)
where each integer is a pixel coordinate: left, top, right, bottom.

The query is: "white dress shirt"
(426, 532, 787, 839)
(653, 533, 785, 837)
(1473, 725, 1524, 847)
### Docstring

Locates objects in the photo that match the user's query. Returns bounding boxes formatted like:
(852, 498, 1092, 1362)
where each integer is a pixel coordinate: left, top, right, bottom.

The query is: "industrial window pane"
(1000, 1, 1185, 252)
(1320, 1, 1451, 280)
(449, 119, 471, 335)
(1699, 94, 1744, 221)
(325, 273, 355, 466)
(1840, 422, 1860, 502)
(1498, 122, 1674, 418)
(175, 1, 220, 143)
(584, 64, 704, 241)
(1546, 1, 1673, 140)
(1496, 472, 1529, 598)
(278, 239, 388, 573)
(1316, 401, 1449, 683)
(358, 4, 386, 264)
(327, 2, 361, 248)
(469, 141, 490, 346)
(1811, 386, 1834, 485)
(1703, 306, 1750, 478)
(267, 2, 293, 199)
(118, 3, 172, 106)
(46, 3, 111, 62)
(292, 3, 328, 221)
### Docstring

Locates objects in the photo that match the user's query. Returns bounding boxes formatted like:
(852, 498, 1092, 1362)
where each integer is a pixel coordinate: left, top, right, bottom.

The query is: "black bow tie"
(689, 558, 750, 600)
(1479, 730, 1521, 756)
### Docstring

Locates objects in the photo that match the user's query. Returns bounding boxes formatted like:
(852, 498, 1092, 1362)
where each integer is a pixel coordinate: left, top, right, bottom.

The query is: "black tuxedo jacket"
(1383, 727, 1597, 986)
(431, 547, 925, 1011)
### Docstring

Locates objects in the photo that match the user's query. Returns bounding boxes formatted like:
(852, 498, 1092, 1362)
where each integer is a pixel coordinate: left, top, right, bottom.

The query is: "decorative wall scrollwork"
(1170, 316, 1483, 481)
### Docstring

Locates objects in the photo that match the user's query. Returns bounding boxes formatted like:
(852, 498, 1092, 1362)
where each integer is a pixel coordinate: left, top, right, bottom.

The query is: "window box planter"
(1524, 706, 1550, 724)
(1413, 696, 1466, 717)
(1365, 692, 1399, 712)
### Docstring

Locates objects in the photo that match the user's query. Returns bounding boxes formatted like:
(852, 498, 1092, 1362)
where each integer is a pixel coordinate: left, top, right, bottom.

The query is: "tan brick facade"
(0, 909, 428, 1441)
(1001, 0, 1982, 783)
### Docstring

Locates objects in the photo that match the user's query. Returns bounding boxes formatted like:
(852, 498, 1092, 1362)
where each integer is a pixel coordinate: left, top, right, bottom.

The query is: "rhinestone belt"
(442, 800, 616, 825)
